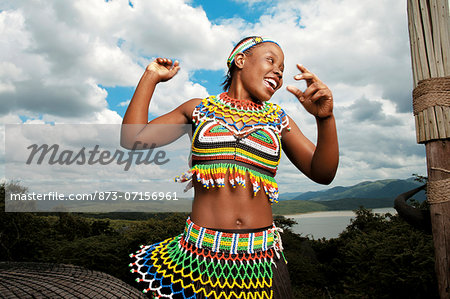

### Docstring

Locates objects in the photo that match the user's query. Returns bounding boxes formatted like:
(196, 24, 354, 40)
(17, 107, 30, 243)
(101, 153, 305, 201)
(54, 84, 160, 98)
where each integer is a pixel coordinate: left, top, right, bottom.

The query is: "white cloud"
(117, 99, 131, 107)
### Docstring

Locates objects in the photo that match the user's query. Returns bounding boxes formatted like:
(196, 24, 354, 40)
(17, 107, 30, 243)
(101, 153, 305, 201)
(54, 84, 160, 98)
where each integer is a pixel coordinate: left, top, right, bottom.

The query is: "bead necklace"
(192, 92, 289, 135)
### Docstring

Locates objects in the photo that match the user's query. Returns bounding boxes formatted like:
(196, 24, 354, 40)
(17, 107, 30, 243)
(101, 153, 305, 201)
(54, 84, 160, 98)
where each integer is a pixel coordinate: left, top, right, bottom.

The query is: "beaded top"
(176, 93, 290, 203)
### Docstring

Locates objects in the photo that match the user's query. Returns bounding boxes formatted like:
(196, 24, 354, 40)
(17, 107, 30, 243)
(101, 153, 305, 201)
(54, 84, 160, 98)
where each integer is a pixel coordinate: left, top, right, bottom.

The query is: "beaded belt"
(182, 217, 279, 254)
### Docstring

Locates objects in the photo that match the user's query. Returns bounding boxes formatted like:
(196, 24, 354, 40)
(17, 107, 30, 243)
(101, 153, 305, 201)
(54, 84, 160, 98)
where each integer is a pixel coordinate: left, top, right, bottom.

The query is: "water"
(285, 208, 397, 240)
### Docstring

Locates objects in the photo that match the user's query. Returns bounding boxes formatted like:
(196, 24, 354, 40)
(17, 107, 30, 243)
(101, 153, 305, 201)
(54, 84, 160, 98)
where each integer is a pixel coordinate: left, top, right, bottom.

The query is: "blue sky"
(191, 0, 266, 23)
(0, 0, 427, 193)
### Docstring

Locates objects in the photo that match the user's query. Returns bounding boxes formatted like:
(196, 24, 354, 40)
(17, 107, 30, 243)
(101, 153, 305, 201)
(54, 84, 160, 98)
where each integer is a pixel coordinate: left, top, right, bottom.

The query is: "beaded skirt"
(129, 217, 291, 298)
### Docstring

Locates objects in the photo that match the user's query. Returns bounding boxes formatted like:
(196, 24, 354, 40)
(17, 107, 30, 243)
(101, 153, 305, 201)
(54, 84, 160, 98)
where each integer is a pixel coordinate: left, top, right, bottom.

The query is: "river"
(285, 207, 397, 240)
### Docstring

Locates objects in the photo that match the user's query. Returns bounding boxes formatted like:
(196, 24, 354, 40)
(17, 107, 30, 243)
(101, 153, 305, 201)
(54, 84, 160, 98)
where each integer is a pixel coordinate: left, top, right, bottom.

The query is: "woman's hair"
(221, 36, 265, 91)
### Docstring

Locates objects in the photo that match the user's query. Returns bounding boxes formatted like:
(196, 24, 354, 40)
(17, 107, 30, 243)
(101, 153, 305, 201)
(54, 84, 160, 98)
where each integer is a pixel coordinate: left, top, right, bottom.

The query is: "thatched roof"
(0, 262, 146, 298)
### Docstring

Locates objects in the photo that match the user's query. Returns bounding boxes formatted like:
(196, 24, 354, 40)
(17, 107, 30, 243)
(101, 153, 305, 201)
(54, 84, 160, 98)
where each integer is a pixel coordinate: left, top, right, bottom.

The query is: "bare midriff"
(190, 170, 274, 230)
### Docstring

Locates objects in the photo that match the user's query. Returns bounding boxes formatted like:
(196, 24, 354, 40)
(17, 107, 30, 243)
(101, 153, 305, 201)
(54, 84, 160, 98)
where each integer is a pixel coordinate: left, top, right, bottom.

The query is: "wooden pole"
(427, 142, 450, 299)
(407, 1, 450, 298)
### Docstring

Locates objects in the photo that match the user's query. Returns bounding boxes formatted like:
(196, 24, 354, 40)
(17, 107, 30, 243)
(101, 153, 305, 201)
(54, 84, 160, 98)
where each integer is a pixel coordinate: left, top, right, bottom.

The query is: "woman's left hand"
(286, 64, 333, 119)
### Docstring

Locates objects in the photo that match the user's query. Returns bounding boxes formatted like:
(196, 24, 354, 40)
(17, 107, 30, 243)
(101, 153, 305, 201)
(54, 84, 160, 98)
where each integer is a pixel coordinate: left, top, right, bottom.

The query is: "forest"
(0, 182, 438, 298)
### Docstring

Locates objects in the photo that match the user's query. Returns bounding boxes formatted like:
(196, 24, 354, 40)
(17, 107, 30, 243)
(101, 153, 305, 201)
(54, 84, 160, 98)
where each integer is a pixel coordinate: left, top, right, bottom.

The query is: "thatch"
(0, 262, 146, 298)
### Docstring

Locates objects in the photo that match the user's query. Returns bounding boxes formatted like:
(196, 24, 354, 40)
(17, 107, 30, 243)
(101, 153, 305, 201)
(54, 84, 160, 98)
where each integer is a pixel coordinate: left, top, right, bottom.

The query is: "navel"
(235, 219, 242, 226)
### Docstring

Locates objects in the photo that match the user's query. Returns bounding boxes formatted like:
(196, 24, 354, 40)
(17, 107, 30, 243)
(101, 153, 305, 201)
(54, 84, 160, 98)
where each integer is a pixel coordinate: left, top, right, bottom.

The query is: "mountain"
(283, 178, 426, 202)
(272, 200, 329, 215)
(278, 191, 304, 200)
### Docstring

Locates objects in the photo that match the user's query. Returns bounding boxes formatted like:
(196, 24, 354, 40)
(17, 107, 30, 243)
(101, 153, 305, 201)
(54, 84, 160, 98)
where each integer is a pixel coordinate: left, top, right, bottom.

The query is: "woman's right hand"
(146, 58, 180, 83)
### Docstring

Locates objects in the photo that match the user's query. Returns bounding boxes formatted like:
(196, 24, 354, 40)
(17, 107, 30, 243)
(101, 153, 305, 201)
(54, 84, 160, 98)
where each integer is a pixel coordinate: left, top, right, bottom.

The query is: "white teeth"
(264, 78, 277, 89)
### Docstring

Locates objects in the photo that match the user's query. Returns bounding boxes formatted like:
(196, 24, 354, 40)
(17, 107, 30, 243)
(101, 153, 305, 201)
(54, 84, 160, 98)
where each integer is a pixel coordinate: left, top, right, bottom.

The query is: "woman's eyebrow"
(266, 50, 278, 57)
(266, 50, 283, 62)
(266, 51, 284, 68)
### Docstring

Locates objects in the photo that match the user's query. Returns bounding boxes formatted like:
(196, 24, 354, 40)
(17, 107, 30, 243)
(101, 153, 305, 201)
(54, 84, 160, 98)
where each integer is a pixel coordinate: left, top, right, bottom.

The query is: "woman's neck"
(227, 82, 261, 104)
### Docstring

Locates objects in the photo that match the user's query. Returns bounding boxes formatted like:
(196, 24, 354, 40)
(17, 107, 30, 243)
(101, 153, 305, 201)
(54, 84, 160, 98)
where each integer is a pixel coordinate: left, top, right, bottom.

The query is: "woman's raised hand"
(286, 64, 333, 119)
(146, 58, 180, 83)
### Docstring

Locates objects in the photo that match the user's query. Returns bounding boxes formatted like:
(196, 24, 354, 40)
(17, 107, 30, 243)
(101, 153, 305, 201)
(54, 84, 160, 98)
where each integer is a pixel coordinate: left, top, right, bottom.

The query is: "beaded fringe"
(191, 163, 279, 203)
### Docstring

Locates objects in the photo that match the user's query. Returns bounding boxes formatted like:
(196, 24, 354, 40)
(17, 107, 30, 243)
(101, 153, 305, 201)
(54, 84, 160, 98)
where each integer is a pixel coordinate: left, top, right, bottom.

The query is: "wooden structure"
(407, 0, 450, 298)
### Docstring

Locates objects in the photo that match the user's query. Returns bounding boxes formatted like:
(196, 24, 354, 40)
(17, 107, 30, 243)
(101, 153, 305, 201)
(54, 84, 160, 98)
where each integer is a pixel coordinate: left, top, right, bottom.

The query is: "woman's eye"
(267, 57, 274, 63)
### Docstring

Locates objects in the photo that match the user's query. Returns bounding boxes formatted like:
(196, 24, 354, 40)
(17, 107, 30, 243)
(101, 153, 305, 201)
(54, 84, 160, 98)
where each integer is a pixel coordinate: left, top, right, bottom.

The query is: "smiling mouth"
(263, 78, 278, 91)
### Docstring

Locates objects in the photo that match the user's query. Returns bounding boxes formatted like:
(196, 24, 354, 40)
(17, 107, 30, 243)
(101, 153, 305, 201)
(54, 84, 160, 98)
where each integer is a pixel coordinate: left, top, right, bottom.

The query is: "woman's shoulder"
(265, 101, 288, 119)
(265, 101, 284, 110)
(185, 94, 221, 111)
(178, 97, 210, 123)
(185, 97, 204, 107)
(264, 102, 291, 134)
(179, 98, 203, 112)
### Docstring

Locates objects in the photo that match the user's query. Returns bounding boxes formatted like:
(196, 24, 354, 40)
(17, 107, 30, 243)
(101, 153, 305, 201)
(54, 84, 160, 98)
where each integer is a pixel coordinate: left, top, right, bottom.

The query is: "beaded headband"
(227, 36, 279, 68)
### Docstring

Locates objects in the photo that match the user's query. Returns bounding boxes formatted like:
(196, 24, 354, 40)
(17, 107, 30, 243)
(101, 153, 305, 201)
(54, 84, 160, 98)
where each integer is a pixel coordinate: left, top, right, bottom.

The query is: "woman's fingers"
(294, 64, 319, 83)
(311, 89, 332, 102)
(296, 64, 310, 73)
(290, 64, 334, 118)
(295, 65, 330, 102)
(286, 85, 304, 102)
(287, 85, 315, 112)
(154, 58, 180, 72)
(171, 60, 180, 73)
(156, 57, 166, 65)
(156, 58, 173, 66)
(294, 73, 314, 80)
(304, 82, 331, 102)
(303, 82, 321, 99)
(155, 58, 180, 68)
(169, 61, 180, 76)
(146, 58, 180, 82)
(288, 87, 314, 112)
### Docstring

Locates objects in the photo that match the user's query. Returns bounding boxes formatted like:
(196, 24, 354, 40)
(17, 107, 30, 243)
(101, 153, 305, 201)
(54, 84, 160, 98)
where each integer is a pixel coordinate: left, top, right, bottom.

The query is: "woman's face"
(240, 42, 284, 102)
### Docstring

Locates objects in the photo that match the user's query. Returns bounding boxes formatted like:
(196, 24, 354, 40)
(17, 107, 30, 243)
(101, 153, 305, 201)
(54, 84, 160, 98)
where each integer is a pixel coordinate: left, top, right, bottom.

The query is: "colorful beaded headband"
(227, 36, 279, 68)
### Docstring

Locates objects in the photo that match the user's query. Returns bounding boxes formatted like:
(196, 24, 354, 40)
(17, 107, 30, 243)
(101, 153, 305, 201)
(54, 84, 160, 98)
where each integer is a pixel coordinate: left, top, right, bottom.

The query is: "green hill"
(287, 178, 425, 202)
(272, 199, 328, 215)
(318, 197, 395, 211)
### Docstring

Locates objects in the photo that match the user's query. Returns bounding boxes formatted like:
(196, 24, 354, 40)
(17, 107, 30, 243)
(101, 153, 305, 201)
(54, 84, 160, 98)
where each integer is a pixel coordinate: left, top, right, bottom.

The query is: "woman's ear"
(234, 53, 245, 69)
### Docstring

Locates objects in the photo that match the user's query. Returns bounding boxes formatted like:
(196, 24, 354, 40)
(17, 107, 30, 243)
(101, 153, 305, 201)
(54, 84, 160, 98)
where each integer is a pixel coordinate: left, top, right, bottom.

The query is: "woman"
(123, 36, 338, 298)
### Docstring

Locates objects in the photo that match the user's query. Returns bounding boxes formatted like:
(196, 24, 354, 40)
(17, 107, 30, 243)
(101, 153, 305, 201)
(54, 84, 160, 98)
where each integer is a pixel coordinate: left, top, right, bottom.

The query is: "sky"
(0, 0, 427, 195)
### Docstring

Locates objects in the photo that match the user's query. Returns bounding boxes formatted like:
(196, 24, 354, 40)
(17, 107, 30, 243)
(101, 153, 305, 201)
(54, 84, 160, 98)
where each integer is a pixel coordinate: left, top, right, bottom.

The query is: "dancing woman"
(122, 36, 338, 298)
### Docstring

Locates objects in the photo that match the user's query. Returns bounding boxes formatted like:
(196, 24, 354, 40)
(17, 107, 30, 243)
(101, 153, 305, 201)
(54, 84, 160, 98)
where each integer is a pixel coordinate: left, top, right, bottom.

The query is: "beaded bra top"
(176, 93, 290, 203)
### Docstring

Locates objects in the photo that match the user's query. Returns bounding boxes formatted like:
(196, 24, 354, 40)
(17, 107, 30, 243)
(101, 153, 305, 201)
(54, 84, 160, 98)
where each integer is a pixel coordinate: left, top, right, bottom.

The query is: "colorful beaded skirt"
(129, 217, 289, 298)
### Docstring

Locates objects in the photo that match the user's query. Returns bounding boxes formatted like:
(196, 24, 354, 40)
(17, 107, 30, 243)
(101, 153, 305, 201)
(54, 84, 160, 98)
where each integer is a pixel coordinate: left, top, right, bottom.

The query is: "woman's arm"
(120, 58, 200, 149)
(282, 64, 339, 184)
